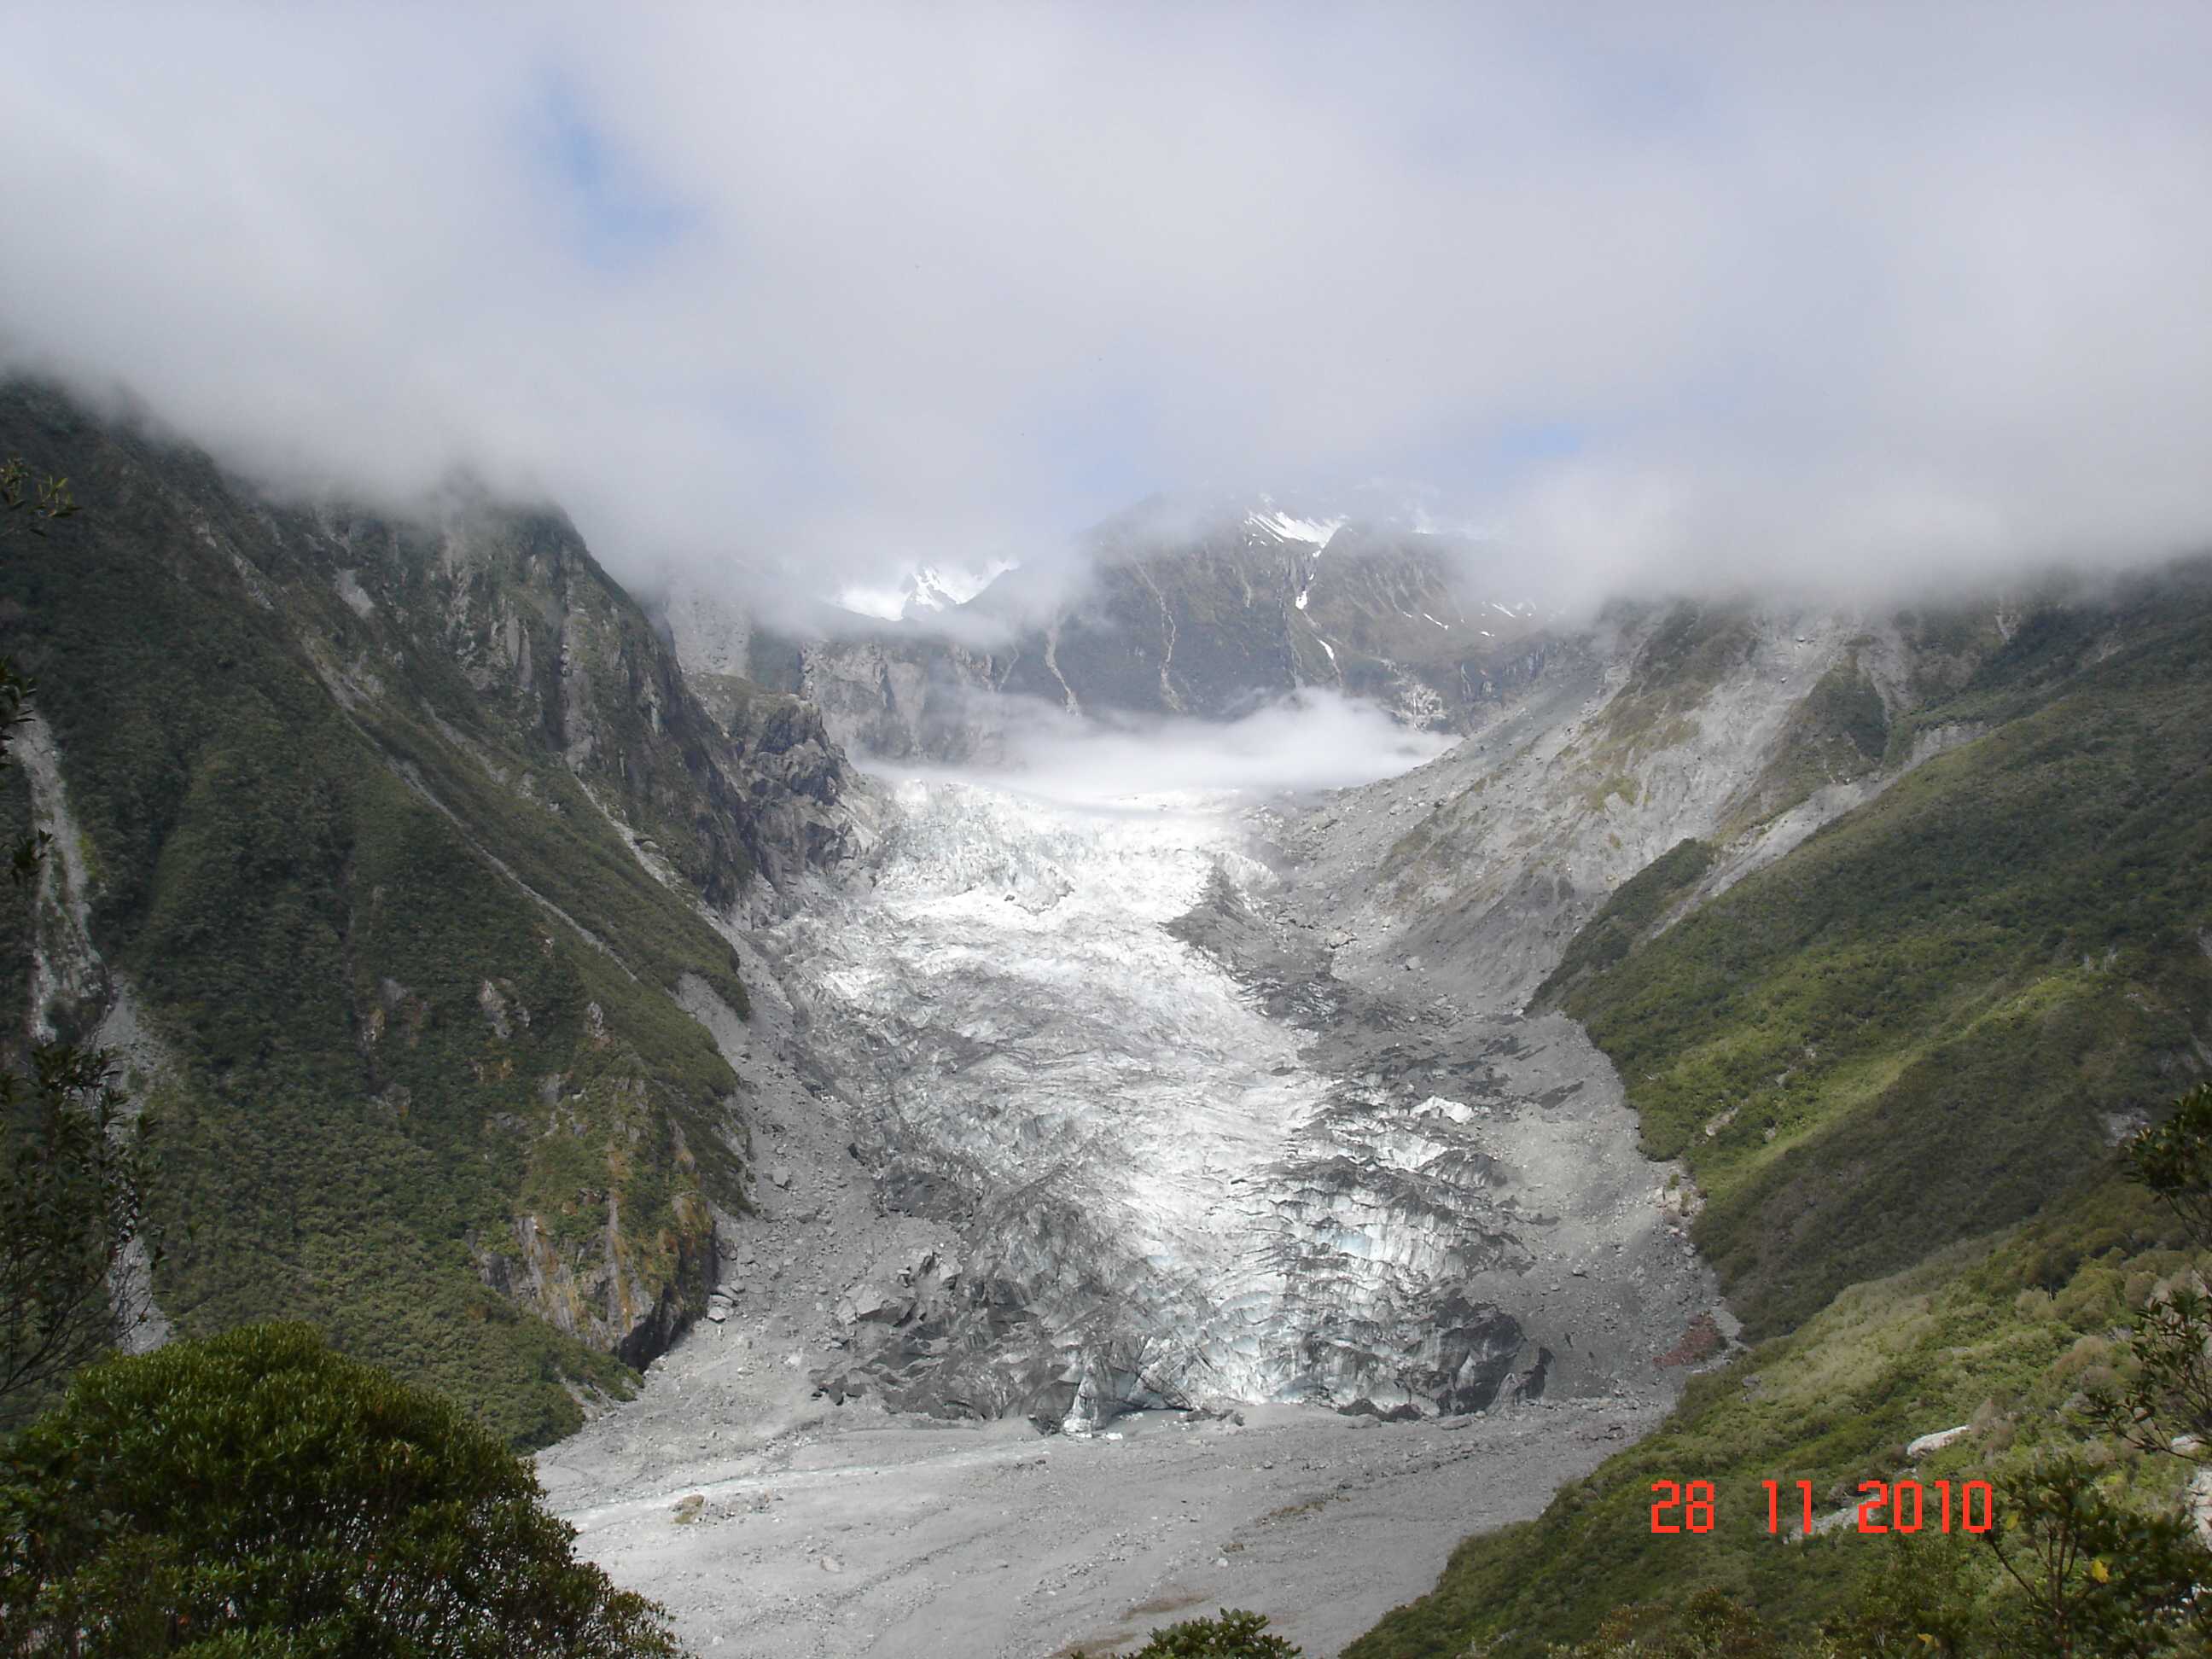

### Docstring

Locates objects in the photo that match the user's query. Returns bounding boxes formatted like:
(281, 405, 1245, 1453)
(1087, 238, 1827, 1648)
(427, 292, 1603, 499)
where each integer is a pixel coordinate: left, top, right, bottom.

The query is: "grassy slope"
(0, 387, 763, 1446)
(1573, 591, 2212, 1338)
(1353, 570, 2212, 1654)
(1348, 1178, 2193, 1657)
(1531, 837, 1715, 1010)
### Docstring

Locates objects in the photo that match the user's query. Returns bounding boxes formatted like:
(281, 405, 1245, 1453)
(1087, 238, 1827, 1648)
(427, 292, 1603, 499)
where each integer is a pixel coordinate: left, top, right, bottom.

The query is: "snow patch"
(902, 561, 1014, 620)
(834, 560, 1017, 621)
(1246, 509, 1345, 546)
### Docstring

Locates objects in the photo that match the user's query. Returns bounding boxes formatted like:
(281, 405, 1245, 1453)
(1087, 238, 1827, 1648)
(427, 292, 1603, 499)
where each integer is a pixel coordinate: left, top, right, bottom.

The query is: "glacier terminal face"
(774, 771, 1713, 1430)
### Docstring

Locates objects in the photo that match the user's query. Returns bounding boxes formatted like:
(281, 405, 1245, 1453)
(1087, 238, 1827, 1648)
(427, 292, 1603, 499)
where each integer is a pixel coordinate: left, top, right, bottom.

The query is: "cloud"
(865, 689, 1455, 808)
(3, 3, 2209, 611)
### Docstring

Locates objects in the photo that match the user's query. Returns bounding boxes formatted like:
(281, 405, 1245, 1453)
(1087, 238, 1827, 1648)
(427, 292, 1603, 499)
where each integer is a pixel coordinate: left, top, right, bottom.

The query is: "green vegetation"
(1121, 1610, 1300, 1656)
(1534, 838, 1714, 1009)
(1563, 594, 2212, 1336)
(1, 480, 160, 1432)
(1584, 774, 1643, 812)
(1358, 570, 2212, 1656)
(0, 457, 78, 534)
(1726, 657, 1889, 831)
(1512, 1588, 1801, 1656)
(1349, 1170, 2204, 1656)
(0, 384, 765, 1445)
(1385, 1085, 2212, 1657)
(0, 1322, 679, 1655)
(1796, 662, 1888, 772)
(0, 1039, 154, 1430)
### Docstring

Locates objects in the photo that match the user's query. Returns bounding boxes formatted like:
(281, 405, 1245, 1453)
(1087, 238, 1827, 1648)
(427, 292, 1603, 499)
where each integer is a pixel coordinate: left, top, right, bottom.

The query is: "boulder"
(1904, 1423, 1974, 1459)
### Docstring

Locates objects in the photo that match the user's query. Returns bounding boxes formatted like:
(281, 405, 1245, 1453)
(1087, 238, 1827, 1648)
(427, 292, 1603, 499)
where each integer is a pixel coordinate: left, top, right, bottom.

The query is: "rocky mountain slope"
(1336, 563, 2212, 1654)
(657, 498, 1554, 760)
(0, 380, 864, 1444)
(1294, 568, 2212, 1336)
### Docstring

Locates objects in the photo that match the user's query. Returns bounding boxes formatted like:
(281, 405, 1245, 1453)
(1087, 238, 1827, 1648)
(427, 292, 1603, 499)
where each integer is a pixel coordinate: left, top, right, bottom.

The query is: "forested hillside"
(0, 381, 856, 1445)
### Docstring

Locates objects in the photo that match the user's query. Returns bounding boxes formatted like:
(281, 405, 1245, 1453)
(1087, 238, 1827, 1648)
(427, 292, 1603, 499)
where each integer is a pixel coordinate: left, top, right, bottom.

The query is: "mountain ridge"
(0, 379, 866, 1443)
(656, 497, 1552, 760)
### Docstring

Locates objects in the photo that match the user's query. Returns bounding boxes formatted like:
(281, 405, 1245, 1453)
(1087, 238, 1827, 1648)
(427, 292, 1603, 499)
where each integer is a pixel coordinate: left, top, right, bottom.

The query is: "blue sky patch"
(529, 77, 696, 272)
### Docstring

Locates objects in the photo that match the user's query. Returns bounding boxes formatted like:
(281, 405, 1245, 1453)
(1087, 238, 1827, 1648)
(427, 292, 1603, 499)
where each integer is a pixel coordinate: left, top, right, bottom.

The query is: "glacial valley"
(544, 751, 1725, 1656)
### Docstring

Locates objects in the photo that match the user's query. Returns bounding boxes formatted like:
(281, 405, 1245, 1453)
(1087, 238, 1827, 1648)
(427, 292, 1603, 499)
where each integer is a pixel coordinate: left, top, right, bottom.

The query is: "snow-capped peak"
(899, 565, 968, 618)
(1245, 509, 1345, 547)
(835, 561, 1016, 622)
(903, 561, 1016, 620)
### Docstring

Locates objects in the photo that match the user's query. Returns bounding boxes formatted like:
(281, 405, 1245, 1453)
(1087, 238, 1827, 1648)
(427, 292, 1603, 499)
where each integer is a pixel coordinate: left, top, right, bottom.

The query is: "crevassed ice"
(783, 777, 1511, 1408)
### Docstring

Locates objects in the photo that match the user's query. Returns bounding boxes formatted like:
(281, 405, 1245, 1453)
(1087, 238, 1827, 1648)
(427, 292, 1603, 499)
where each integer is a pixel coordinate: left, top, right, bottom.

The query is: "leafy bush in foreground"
(1126, 1609, 1301, 1656)
(0, 1323, 677, 1656)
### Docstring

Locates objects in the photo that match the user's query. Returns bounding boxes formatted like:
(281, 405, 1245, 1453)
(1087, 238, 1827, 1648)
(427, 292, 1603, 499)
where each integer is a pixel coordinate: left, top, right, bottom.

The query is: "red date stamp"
(1650, 1479, 1994, 1535)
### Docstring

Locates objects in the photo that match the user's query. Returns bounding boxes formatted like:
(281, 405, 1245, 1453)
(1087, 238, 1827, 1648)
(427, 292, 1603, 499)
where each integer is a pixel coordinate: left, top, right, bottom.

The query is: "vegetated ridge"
(1350, 562, 2212, 1655)
(0, 380, 860, 1446)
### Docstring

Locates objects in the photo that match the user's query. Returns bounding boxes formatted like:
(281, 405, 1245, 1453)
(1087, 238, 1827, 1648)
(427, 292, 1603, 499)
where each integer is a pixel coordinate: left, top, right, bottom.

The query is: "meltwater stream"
(771, 770, 1627, 1429)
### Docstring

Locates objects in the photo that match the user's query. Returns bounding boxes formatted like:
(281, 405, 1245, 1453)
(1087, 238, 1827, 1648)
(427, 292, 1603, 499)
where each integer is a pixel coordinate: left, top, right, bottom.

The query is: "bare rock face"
(1285, 602, 1958, 1014)
(660, 582, 1009, 762)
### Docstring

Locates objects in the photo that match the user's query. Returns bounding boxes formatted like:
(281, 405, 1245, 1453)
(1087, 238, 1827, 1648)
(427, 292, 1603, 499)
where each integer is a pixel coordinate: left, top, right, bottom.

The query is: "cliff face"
(0, 380, 862, 1443)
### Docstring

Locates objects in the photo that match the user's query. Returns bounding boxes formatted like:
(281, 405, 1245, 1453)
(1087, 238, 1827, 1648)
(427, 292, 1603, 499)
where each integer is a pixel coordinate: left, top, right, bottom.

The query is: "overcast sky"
(4, 3, 2209, 609)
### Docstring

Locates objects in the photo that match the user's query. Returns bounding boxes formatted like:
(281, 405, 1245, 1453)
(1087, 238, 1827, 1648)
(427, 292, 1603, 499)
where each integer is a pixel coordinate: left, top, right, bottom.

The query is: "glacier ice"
(774, 773, 1639, 1429)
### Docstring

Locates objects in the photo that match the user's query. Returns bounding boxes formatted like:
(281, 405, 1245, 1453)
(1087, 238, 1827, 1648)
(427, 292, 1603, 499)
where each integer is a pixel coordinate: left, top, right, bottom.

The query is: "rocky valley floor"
(542, 1342, 1672, 1657)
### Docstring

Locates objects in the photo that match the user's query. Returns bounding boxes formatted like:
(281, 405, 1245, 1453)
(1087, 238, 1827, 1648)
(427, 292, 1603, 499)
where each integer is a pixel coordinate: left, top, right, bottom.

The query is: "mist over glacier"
(793, 694, 1459, 1419)
(857, 688, 1457, 809)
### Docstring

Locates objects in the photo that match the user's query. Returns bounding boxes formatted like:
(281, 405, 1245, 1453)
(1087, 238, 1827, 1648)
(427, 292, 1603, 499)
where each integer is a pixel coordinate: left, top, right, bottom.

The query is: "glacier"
(771, 762, 1712, 1432)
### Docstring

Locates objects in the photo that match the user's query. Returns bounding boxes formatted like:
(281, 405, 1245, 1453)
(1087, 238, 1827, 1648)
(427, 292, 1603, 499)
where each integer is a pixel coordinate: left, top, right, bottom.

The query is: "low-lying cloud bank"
(865, 690, 1454, 808)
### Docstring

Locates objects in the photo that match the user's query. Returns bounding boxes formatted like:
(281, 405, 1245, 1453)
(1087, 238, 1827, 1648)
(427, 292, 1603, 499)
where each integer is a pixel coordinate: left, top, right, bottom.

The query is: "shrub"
(1126, 1609, 1301, 1657)
(0, 1323, 677, 1656)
